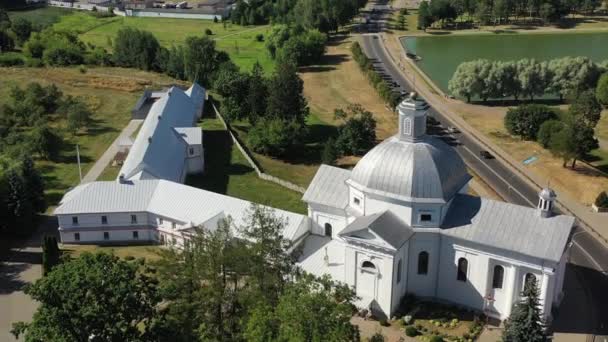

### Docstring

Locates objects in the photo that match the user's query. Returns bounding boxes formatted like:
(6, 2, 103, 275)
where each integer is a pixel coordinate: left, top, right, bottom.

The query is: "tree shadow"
(0, 262, 31, 295)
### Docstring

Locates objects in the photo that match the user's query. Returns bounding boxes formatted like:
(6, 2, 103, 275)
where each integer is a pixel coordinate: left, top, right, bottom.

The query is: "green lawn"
(0, 67, 181, 208)
(186, 116, 307, 214)
(62, 244, 162, 261)
(8, 7, 73, 28)
(55, 13, 275, 72)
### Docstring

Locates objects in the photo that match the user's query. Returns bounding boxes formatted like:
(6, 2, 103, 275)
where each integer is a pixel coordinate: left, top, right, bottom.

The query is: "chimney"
(118, 174, 126, 184)
(538, 188, 556, 218)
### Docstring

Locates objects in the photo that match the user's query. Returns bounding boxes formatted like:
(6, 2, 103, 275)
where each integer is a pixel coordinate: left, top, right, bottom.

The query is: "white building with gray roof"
(300, 94, 574, 322)
(54, 90, 573, 324)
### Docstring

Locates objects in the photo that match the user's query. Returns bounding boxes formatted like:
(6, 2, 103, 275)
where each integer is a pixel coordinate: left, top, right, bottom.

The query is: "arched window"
(417, 251, 429, 275)
(361, 261, 376, 272)
(457, 258, 468, 282)
(397, 259, 402, 283)
(492, 265, 504, 289)
(403, 118, 412, 135)
(324, 223, 332, 237)
(524, 273, 537, 290)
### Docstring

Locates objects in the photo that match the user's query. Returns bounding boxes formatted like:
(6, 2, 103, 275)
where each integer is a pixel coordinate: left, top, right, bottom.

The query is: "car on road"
(479, 150, 493, 159)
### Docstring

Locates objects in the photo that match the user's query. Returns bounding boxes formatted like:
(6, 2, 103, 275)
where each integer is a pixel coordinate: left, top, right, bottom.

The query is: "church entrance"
(357, 260, 378, 303)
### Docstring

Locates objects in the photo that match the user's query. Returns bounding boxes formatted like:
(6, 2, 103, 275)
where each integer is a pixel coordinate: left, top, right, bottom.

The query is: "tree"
(11, 17, 32, 45)
(247, 62, 268, 123)
(266, 61, 309, 125)
(5, 169, 34, 229)
(418, 1, 435, 30)
(0, 29, 14, 52)
(0, 8, 10, 31)
(12, 253, 162, 342)
(537, 119, 563, 148)
(595, 191, 608, 209)
(183, 35, 229, 86)
(20, 156, 46, 213)
(504, 104, 557, 140)
(548, 120, 598, 168)
(30, 122, 62, 160)
(63, 97, 92, 133)
(41, 235, 60, 276)
(517, 59, 551, 101)
(596, 73, 608, 108)
(502, 276, 546, 342)
(569, 89, 602, 127)
(322, 137, 339, 165)
(448, 60, 485, 102)
(335, 104, 377, 155)
(113, 27, 161, 71)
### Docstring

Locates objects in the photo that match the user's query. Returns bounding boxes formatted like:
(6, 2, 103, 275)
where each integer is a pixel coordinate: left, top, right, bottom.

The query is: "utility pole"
(76, 144, 83, 183)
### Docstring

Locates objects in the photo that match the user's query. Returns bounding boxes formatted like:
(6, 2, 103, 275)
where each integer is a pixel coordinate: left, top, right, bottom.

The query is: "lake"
(401, 32, 608, 93)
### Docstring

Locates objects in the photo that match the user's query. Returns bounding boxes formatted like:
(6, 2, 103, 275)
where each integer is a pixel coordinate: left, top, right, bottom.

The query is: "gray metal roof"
(54, 180, 309, 242)
(441, 194, 574, 263)
(174, 127, 202, 145)
(54, 180, 160, 214)
(340, 211, 414, 250)
(302, 165, 351, 209)
(349, 135, 471, 203)
(119, 85, 201, 182)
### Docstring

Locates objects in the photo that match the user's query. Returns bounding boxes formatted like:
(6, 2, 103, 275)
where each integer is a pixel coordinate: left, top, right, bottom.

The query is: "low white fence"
(212, 103, 307, 194)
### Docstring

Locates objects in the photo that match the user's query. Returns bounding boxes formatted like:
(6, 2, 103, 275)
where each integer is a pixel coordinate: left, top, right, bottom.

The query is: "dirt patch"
(300, 35, 398, 141)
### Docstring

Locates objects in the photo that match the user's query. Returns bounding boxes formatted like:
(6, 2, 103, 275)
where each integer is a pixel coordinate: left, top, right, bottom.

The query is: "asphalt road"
(360, 0, 608, 336)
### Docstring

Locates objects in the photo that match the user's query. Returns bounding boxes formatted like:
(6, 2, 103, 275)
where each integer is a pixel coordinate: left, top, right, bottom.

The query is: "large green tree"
(183, 35, 229, 87)
(504, 104, 557, 140)
(12, 253, 162, 342)
(502, 277, 546, 342)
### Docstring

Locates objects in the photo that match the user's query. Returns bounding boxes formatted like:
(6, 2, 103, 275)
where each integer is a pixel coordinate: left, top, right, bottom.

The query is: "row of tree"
(449, 56, 607, 102)
(351, 41, 402, 107)
(230, 0, 367, 32)
(12, 205, 360, 341)
(418, 0, 608, 30)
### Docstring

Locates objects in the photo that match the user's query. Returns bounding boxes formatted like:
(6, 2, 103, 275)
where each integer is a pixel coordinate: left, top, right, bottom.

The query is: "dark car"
(479, 150, 493, 159)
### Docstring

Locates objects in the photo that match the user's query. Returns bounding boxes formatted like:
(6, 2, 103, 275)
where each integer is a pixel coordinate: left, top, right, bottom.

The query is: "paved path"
(81, 119, 142, 183)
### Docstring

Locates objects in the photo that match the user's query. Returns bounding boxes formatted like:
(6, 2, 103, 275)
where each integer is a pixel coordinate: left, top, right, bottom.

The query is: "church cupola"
(538, 188, 556, 218)
(397, 93, 430, 142)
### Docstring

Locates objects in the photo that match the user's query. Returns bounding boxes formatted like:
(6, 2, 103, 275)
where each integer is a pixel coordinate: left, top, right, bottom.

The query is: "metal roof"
(441, 194, 574, 263)
(119, 85, 202, 182)
(54, 180, 309, 242)
(302, 165, 351, 209)
(340, 211, 414, 250)
(174, 127, 202, 145)
(349, 135, 471, 203)
(54, 180, 160, 214)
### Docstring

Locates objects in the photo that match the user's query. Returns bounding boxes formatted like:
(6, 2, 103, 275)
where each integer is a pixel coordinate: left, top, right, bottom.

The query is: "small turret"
(396, 92, 430, 142)
(538, 188, 556, 218)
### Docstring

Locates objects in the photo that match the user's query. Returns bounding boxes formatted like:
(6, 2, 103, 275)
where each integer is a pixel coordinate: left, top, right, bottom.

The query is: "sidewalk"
(81, 119, 142, 183)
(378, 32, 608, 247)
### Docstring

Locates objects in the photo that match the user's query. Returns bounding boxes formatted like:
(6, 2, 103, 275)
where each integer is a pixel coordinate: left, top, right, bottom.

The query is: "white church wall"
(60, 227, 155, 244)
(349, 187, 366, 214)
(59, 212, 148, 229)
(406, 232, 440, 298)
(309, 206, 347, 237)
(410, 202, 444, 228)
(350, 246, 394, 316)
(365, 197, 413, 225)
(391, 242, 409, 314)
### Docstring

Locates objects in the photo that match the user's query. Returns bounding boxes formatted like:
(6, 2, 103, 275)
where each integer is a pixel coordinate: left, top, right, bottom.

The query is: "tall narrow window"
(103, 232, 110, 240)
(158, 217, 163, 225)
(403, 118, 412, 135)
(417, 251, 429, 275)
(132, 231, 139, 239)
(72, 216, 79, 225)
(131, 215, 137, 224)
(101, 216, 108, 225)
(324, 223, 332, 237)
(397, 259, 402, 283)
(172, 222, 177, 229)
(524, 273, 537, 290)
(189, 147, 194, 155)
(74, 233, 80, 241)
(492, 265, 504, 289)
(457, 257, 468, 282)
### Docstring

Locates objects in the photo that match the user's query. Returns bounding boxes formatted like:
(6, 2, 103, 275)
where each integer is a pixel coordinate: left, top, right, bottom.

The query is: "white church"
(54, 87, 574, 322)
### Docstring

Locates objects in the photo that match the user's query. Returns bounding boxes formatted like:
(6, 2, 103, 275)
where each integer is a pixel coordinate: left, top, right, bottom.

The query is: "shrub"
(25, 57, 43, 67)
(369, 332, 385, 342)
(379, 318, 389, 327)
(595, 191, 608, 208)
(405, 326, 418, 337)
(255, 33, 264, 42)
(321, 137, 339, 165)
(429, 336, 444, 342)
(205, 28, 213, 35)
(248, 118, 304, 157)
(597, 73, 608, 108)
(504, 104, 557, 140)
(79, 64, 87, 74)
(537, 119, 563, 148)
(0, 54, 24, 66)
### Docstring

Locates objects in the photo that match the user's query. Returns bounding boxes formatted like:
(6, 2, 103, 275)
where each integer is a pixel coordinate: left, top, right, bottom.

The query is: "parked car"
(479, 150, 493, 159)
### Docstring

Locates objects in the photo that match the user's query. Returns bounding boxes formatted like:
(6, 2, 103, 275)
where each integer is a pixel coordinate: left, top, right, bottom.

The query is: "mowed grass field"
(38, 10, 275, 72)
(0, 67, 181, 208)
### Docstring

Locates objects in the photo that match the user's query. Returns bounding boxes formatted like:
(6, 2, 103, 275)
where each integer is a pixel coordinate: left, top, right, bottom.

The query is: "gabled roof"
(340, 211, 414, 250)
(441, 194, 574, 263)
(119, 85, 202, 182)
(302, 165, 351, 209)
(185, 83, 205, 117)
(54, 180, 309, 242)
(174, 127, 202, 145)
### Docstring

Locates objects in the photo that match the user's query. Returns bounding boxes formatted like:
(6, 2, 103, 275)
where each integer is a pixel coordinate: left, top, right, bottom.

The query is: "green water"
(401, 32, 608, 93)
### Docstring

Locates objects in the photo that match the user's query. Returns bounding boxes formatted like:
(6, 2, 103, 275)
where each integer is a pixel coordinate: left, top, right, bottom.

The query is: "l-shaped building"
(55, 89, 574, 322)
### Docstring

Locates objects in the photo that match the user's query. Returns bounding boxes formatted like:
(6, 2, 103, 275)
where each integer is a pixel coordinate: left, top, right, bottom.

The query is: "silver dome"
(349, 135, 471, 202)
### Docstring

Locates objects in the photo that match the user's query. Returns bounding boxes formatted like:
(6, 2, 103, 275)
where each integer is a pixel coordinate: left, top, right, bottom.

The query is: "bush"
(429, 335, 444, 342)
(504, 104, 557, 140)
(596, 73, 608, 108)
(321, 137, 339, 165)
(537, 119, 563, 148)
(405, 326, 418, 337)
(595, 191, 608, 208)
(0, 54, 24, 66)
(255, 33, 264, 42)
(25, 57, 43, 67)
(369, 332, 385, 342)
(379, 318, 389, 326)
(205, 28, 213, 35)
(248, 118, 304, 157)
